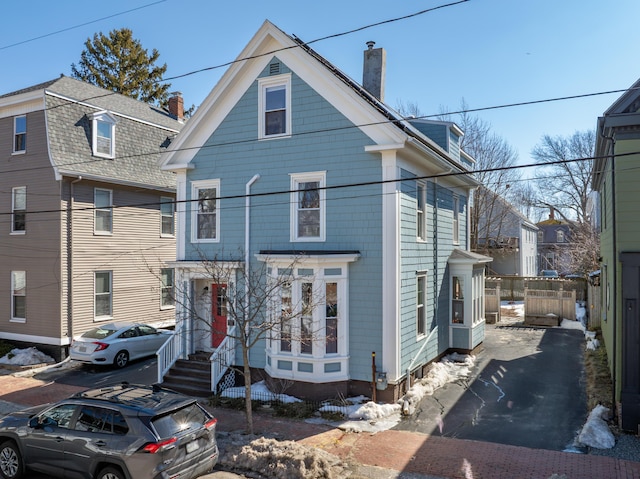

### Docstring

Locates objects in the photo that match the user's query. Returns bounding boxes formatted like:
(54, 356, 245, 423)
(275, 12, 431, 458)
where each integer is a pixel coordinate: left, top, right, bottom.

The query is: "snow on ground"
(0, 347, 54, 366)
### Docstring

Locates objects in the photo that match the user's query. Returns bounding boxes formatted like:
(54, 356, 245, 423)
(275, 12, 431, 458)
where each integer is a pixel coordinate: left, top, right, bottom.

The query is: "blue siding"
(185, 60, 384, 379)
(409, 121, 448, 151)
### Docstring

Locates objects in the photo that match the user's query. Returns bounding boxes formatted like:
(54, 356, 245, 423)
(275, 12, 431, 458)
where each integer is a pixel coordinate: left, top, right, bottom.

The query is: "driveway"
(394, 313, 587, 452)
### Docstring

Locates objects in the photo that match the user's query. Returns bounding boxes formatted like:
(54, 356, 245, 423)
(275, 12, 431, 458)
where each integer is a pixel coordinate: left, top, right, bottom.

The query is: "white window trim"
(11, 271, 26, 323)
(13, 116, 26, 155)
(160, 196, 175, 237)
(191, 179, 220, 243)
(160, 268, 175, 310)
(290, 171, 326, 242)
(11, 186, 26, 235)
(417, 181, 426, 242)
(416, 273, 426, 338)
(94, 271, 113, 320)
(258, 74, 292, 140)
(91, 111, 117, 159)
(259, 253, 359, 383)
(94, 188, 113, 235)
(452, 195, 460, 245)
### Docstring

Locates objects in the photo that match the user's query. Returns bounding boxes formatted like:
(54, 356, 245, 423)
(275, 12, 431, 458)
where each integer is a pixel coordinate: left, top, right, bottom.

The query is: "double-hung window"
(160, 197, 175, 236)
(192, 180, 220, 242)
(92, 111, 116, 158)
(13, 116, 26, 153)
(417, 274, 426, 336)
(94, 188, 113, 234)
(11, 186, 26, 234)
(290, 172, 325, 241)
(452, 276, 464, 324)
(11, 271, 26, 321)
(452, 195, 460, 244)
(95, 271, 112, 318)
(258, 74, 291, 139)
(160, 268, 175, 308)
(417, 182, 426, 241)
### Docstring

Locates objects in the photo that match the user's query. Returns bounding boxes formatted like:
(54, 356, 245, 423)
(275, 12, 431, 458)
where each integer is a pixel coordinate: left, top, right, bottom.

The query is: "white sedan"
(70, 322, 172, 368)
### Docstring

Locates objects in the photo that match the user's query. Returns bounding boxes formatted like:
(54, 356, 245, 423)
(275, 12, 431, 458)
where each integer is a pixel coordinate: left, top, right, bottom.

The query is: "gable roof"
(160, 20, 477, 188)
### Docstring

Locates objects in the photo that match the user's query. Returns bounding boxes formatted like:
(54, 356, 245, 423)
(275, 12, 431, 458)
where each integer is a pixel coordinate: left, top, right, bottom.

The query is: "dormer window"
(258, 74, 291, 139)
(92, 111, 117, 158)
(556, 230, 565, 243)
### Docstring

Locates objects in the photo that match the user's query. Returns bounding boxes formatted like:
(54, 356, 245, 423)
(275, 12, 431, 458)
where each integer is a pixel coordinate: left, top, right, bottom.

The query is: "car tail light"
(141, 437, 177, 454)
(204, 418, 217, 430)
(93, 342, 109, 351)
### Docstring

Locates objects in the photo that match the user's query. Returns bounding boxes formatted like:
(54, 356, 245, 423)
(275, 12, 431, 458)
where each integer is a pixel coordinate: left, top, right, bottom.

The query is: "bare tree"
(441, 100, 523, 251)
(163, 251, 324, 435)
(531, 130, 595, 223)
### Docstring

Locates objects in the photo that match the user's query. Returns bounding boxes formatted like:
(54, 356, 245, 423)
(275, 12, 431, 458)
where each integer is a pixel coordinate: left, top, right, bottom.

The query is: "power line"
(0, 150, 622, 218)
(0, 1, 167, 51)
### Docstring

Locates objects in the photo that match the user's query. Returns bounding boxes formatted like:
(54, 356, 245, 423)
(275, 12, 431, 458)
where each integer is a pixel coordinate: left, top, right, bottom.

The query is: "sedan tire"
(113, 350, 129, 368)
(0, 440, 22, 479)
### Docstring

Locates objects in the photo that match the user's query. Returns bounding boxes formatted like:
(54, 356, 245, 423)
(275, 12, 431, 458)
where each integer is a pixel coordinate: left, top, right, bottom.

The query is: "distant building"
(536, 208, 572, 275)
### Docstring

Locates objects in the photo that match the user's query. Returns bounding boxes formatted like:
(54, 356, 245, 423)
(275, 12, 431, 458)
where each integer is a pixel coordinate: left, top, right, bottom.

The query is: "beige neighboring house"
(0, 76, 183, 361)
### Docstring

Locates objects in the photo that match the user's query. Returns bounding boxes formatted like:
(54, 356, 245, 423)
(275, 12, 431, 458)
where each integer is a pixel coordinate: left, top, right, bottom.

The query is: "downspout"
(245, 174, 260, 364)
(67, 176, 82, 352)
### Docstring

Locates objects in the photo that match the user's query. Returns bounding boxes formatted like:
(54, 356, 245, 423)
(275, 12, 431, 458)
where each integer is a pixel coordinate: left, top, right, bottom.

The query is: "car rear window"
(82, 326, 118, 339)
(151, 403, 210, 438)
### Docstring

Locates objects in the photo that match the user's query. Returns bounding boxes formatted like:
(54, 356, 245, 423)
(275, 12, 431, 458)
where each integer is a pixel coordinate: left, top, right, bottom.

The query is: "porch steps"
(161, 353, 213, 398)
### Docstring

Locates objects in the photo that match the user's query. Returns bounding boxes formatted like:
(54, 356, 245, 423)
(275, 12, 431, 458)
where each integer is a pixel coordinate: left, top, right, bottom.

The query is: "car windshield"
(151, 403, 209, 438)
(81, 325, 119, 339)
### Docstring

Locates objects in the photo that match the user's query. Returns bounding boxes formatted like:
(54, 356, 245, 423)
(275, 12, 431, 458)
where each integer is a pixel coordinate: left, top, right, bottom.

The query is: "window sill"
(10, 231, 26, 235)
(94, 231, 113, 236)
(160, 305, 175, 311)
(11, 151, 26, 156)
(10, 318, 26, 324)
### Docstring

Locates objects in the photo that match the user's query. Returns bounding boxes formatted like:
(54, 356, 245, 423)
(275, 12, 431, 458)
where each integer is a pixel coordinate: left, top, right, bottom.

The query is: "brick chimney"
(549, 207, 555, 220)
(362, 41, 386, 101)
(168, 91, 184, 121)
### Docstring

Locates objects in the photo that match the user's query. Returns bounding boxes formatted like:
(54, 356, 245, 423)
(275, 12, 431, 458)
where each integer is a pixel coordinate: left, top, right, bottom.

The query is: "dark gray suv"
(0, 383, 218, 479)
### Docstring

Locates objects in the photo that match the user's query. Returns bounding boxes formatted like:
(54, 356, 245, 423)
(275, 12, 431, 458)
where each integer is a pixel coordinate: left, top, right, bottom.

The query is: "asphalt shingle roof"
(41, 76, 182, 189)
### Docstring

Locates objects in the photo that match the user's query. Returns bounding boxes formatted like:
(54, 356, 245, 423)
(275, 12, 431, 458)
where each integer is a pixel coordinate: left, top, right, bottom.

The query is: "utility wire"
(0, 150, 625, 218)
(0, 1, 167, 51)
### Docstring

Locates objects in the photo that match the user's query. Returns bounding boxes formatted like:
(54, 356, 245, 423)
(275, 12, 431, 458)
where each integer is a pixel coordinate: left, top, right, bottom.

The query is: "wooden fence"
(485, 278, 580, 322)
(524, 287, 576, 321)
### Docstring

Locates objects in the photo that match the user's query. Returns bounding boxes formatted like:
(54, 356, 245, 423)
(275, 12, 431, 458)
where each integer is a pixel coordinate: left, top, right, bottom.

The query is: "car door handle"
(94, 441, 107, 447)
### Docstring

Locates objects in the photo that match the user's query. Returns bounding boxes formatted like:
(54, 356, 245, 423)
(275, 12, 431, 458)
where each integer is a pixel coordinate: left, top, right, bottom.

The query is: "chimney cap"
(366, 41, 376, 50)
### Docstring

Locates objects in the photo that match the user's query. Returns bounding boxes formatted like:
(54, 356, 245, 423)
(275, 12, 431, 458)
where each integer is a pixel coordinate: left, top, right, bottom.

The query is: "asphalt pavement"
(394, 318, 587, 452)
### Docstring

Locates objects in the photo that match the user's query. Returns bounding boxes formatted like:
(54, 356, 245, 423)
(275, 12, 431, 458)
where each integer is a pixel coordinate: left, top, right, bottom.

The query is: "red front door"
(211, 284, 227, 348)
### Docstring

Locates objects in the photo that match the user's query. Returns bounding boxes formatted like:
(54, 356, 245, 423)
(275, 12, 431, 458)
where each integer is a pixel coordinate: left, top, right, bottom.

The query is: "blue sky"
(1, 0, 638, 168)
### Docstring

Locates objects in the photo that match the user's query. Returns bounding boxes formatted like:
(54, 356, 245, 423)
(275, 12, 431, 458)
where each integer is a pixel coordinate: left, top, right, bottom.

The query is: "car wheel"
(113, 350, 129, 368)
(0, 440, 22, 479)
(96, 466, 125, 479)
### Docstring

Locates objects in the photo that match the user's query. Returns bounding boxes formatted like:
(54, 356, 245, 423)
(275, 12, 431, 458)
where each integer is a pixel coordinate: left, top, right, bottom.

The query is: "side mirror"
(28, 417, 40, 428)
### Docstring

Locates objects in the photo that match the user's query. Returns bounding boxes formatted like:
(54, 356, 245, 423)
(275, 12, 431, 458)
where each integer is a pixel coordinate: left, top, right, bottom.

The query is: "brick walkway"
(1, 374, 639, 479)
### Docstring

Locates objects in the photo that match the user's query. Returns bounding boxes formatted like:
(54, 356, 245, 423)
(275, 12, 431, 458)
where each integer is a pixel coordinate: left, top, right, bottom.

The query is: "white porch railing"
(210, 326, 236, 393)
(157, 330, 182, 384)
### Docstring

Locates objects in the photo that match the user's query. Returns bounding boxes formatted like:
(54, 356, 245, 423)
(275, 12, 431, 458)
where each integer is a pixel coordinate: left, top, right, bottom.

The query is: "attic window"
(258, 74, 291, 139)
(270, 62, 281, 75)
(91, 111, 117, 159)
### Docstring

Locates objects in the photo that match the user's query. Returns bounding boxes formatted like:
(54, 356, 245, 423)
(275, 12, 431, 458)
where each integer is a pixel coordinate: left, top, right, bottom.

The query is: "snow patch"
(578, 405, 616, 449)
(0, 347, 54, 366)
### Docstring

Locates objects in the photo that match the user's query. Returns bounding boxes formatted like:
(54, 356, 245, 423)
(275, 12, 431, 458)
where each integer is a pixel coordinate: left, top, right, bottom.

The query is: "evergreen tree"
(71, 28, 170, 106)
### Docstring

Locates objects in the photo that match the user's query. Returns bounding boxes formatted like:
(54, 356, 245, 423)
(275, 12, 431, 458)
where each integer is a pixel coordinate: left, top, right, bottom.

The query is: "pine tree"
(71, 28, 170, 106)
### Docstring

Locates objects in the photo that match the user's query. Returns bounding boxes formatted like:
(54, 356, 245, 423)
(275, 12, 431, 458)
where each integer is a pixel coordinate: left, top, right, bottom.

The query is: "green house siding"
(600, 139, 640, 401)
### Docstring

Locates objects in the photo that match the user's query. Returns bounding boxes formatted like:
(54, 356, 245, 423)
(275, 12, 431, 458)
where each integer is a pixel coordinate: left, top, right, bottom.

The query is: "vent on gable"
(269, 62, 281, 75)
